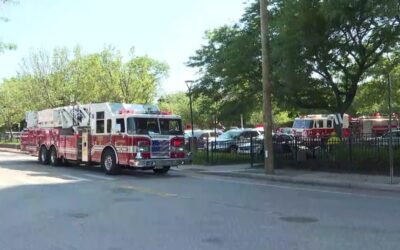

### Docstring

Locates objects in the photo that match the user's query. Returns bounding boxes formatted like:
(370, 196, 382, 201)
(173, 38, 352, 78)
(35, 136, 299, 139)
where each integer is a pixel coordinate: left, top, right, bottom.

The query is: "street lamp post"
(185, 80, 195, 159)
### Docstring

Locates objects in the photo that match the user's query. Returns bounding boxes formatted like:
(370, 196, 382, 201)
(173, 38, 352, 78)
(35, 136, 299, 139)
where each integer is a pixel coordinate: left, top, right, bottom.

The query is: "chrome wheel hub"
(105, 156, 113, 170)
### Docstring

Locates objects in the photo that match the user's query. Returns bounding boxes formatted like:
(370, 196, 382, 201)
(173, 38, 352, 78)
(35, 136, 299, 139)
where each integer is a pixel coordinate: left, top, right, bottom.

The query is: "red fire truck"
(349, 113, 399, 136)
(291, 113, 399, 138)
(20, 103, 186, 174)
(292, 114, 351, 138)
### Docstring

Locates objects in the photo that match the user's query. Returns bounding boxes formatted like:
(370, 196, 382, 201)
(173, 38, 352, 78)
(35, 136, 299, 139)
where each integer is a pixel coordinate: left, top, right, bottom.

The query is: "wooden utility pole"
(387, 74, 394, 184)
(260, 0, 274, 174)
(185, 80, 195, 160)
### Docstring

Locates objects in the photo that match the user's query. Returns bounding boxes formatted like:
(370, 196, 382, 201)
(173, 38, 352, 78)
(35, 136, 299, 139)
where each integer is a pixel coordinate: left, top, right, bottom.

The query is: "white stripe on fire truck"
(59, 148, 77, 154)
(91, 145, 136, 153)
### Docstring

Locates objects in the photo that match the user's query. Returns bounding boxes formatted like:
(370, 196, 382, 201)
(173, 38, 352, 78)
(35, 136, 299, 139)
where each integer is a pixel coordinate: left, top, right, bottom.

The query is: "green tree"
(0, 0, 17, 53)
(187, 22, 263, 124)
(276, 0, 400, 114)
(157, 92, 213, 129)
(350, 56, 400, 114)
(0, 78, 25, 136)
(188, 0, 400, 118)
(19, 46, 169, 108)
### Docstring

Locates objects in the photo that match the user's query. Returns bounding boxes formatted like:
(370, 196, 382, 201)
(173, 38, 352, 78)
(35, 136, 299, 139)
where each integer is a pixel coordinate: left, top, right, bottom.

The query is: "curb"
(199, 171, 400, 193)
(0, 148, 25, 154)
(0, 144, 20, 149)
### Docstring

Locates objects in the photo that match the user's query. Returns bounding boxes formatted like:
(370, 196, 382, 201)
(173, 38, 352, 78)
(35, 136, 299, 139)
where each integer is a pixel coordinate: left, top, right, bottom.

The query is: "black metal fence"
(188, 134, 400, 174)
(0, 132, 21, 144)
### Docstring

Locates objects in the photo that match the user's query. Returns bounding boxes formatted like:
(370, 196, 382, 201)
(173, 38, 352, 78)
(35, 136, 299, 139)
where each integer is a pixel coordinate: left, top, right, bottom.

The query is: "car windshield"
(382, 131, 400, 138)
(218, 130, 242, 140)
(127, 117, 183, 135)
(293, 119, 313, 129)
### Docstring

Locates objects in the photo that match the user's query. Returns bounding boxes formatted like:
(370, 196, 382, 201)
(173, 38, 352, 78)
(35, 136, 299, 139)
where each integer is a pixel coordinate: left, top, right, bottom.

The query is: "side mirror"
(114, 124, 122, 134)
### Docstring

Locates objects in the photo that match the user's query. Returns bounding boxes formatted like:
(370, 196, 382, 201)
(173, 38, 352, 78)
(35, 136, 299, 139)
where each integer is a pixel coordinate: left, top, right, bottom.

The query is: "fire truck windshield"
(293, 119, 313, 129)
(127, 117, 183, 136)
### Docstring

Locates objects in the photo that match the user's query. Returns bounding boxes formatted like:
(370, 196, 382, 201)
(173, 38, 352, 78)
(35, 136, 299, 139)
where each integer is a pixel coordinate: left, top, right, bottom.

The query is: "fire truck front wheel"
(39, 146, 50, 165)
(101, 149, 120, 175)
(50, 146, 61, 166)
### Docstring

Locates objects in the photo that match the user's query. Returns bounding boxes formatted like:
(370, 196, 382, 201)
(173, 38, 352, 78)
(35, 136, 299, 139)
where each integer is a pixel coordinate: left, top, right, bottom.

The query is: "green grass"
(331, 144, 400, 165)
(0, 139, 20, 145)
(192, 144, 400, 170)
(192, 150, 252, 165)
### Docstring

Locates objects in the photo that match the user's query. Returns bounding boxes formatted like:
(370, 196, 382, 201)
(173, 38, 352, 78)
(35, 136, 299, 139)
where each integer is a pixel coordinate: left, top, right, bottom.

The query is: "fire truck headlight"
(171, 146, 185, 152)
(137, 141, 150, 152)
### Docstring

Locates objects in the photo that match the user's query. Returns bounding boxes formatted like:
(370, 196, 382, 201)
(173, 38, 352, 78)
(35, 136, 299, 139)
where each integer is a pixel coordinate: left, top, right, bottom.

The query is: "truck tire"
(101, 149, 119, 175)
(153, 166, 170, 174)
(50, 146, 61, 166)
(39, 146, 49, 165)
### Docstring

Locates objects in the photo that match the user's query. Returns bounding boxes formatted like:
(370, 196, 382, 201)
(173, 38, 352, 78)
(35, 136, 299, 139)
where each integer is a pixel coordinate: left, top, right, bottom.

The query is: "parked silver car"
(369, 130, 400, 147)
(210, 129, 263, 153)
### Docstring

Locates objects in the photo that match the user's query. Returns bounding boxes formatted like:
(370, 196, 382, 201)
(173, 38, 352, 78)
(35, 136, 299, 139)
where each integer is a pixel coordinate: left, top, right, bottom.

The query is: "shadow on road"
(0, 153, 186, 180)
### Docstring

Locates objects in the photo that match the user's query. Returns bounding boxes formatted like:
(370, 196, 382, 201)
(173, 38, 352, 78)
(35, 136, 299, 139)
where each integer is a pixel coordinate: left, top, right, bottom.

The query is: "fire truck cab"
(21, 103, 186, 175)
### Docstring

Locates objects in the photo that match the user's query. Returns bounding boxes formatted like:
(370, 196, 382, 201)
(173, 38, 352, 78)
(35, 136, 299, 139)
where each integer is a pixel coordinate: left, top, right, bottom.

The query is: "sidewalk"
(0, 147, 23, 154)
(179, 164, 400, 193)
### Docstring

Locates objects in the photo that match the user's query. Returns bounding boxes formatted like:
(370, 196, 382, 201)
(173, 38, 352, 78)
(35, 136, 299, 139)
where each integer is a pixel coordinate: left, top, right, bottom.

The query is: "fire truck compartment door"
(364, 120, 373, 134)
(82, 132, 89, 162)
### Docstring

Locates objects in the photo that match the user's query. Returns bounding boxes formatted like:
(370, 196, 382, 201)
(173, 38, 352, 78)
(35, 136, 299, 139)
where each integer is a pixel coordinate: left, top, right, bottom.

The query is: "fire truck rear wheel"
(153, 166, 170, 174)
(101, 149, 119, 175)
(50, 146, 61, 166)
(39, 146, 49, 165)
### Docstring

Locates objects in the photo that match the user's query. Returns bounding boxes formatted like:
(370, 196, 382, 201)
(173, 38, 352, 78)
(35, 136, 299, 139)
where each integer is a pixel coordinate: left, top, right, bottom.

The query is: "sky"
(0, 0, 248, 95)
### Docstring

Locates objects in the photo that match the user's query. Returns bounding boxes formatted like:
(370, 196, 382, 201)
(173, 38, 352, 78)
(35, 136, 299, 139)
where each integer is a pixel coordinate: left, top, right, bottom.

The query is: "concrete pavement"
(4, 147, 399, 192)
(2, 151, 400, 250)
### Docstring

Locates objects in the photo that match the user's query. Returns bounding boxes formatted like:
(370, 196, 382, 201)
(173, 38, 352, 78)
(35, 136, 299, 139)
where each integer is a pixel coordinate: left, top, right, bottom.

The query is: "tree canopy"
(0, 46, 169, 133)
(188, 0, 400, 123)
(0, 0, 17, 53)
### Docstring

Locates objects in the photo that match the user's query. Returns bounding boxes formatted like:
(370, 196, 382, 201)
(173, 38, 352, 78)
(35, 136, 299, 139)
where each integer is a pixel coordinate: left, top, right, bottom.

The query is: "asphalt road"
(1, 151, 400, 250)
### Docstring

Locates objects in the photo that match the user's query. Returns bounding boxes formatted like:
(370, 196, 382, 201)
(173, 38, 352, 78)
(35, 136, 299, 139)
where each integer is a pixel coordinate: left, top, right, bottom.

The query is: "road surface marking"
(84, 174, 115, 181)
(62, 174, 91, 182)
(186, 172, 400, 202)
(120, 184, 178, 198)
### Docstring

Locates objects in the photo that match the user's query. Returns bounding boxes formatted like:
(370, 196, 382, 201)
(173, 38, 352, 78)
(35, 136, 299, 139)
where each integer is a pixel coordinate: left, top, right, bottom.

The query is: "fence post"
(206, 137, 209, 164)
(349, 134, 353, 164)
(211, 137, 214, 164)
(294, 136, 298, 162)
(250, 136, 254, 168)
